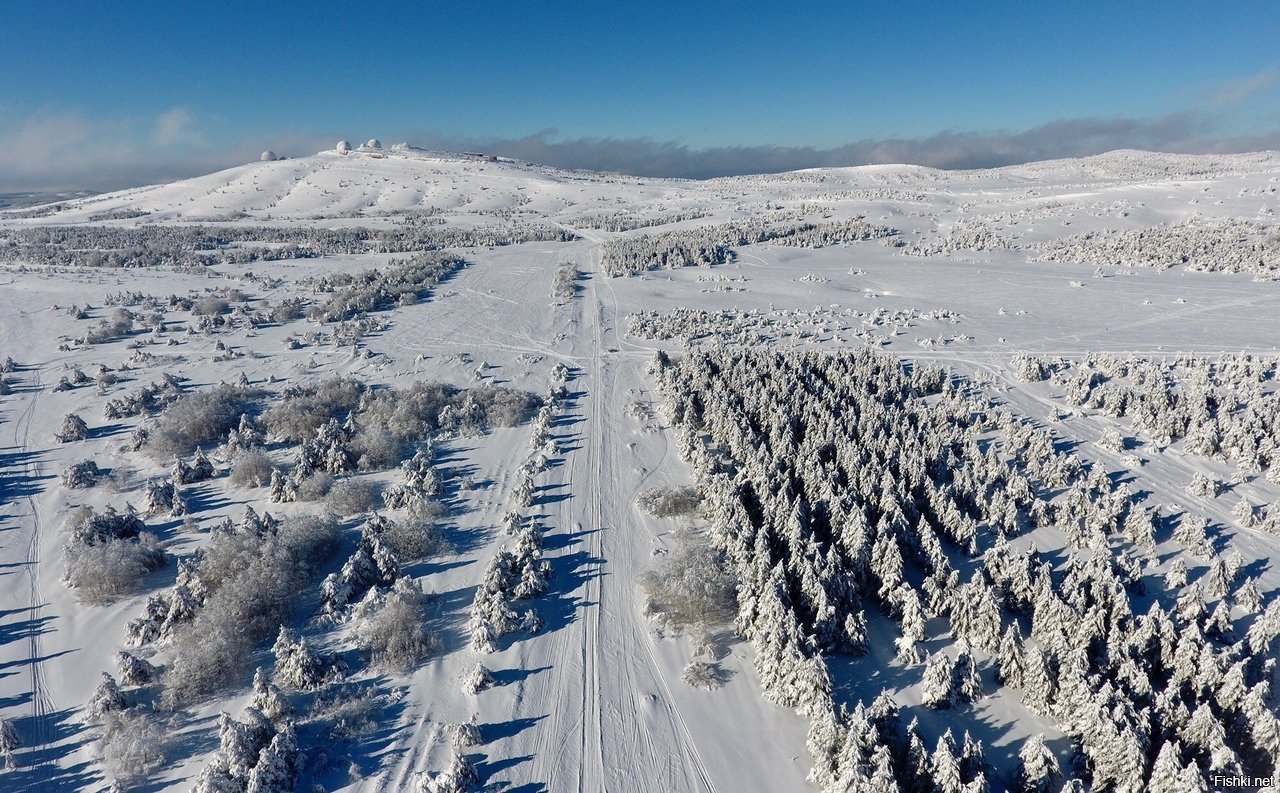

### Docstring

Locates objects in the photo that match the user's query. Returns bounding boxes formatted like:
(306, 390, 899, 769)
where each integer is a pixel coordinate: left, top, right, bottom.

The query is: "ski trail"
(12, 364, 53, 757)
(575, 260, 607, 793)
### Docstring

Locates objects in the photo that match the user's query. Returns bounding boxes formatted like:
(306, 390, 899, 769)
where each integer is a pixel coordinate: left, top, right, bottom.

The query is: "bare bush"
(295, 471, 335, 501)
(307, 687, 385, 740)
(99, 710, 168, 784)
(63, 534, 165, 604)
(149, 384, 259, 457)
(681, 660, 728, 689)
(262, 378, 364, 443)
(163, 514, 340, 705)
(637, 486, 701, 518)
(639, 530, 736, 632)
(325, 479, 382, 516)
(354, 577, 436, 672)
(228, 449, 275, 489)
(377, 508, 451, 560)
(350, 427, 408, 471)
(84, 308, 135, 344)
(192, 296, 230, 316)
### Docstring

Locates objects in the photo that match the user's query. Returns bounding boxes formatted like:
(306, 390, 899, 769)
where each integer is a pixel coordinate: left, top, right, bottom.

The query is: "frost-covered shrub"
(62, 459, 102, 489)
(149, 384, 259, 457)
(417, 753, 479, 793)
(54, 412, 89, 443)
(450, 717, 482, 751)
(294, 471, 335, 501)
(461, 662, 494, 695)
(272, 628, 343, 691)
(192, 296, 230, 316)
(382, 450, 442, 511)
(353, 577, 436, 671)
(636, 486, 701, 518)
(163, 514, 340, 704)
(681, 660, 728, 689)
(375, 509, 451, 560)
(320, 528, 399, 620)
(115, 651, 157, 687)
(98, 710, 168, 785)
(86, 673, 128, 721)
(63, 534, 165, 603)
(350, 426, 408, 471)
(84, 308, 135, 344)
(228, 449, 275, 488)
(307, 687, 384, 740)
(552, 263, 580, 300)
(325, 478, 382, 516)
(639, 530, 735, 632)
(262, 378, 364, 443)
(1, 717, 20, 770)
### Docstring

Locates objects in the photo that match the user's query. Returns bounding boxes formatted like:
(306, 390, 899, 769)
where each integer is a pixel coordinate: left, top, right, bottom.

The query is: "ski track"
(11, 364, 53, 760)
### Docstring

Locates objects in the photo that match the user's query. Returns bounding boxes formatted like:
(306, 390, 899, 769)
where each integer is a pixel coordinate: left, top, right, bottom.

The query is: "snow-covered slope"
(1, 147, 1279, 793)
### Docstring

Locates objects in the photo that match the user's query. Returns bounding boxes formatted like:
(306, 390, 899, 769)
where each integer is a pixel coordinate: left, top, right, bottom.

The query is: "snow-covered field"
(1, 143, 1279, 792)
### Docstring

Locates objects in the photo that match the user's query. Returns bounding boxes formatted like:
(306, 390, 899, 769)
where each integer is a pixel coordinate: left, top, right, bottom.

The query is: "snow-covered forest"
(1, 144, 1279, 792)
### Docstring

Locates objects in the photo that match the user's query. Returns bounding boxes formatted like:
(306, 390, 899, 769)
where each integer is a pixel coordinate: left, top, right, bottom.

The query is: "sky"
(2, 1, 1279, 191)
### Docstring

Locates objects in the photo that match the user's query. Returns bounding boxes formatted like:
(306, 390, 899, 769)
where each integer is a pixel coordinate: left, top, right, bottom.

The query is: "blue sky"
(2, 1, 1278, 189)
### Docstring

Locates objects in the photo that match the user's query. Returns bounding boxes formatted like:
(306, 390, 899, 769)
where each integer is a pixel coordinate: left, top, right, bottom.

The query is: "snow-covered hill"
(1, 147, 1279, 793)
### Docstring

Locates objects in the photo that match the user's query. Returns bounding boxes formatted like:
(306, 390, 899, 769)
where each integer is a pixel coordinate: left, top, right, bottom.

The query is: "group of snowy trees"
(903, 221, 1012, 257)
(191, 700, 299, 793)
(551, 261, 580, 300)
(601, 217, 897, 276)
(304, 253, 467, 322)
(0, 221, 574, 269)
(1041, 353, 1280, 483)
(466, 371, 568, 658)
(566, 208, 709, 232)
(652, 345, 1280, 791)
(103, 373, 186, 419)
(61, 505, 165, 603)
(1036, 218, 1280, 275)
(118, 510, 341, 705)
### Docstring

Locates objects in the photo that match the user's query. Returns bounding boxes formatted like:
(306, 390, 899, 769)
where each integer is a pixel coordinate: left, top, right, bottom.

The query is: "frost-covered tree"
(1016, 733, 1060, 793)
(921, 651, 958, 709)
(55, 412, 89, 442)
(0, 718, 20, 770)
(462, 662, 494, 695)
(86, 672, 128, 721)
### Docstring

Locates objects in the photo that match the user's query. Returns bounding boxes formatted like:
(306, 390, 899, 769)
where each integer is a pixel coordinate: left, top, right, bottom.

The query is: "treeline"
(0, 222, 574, 269)
(304, 253, 467, 322)
(601, 218, 897, 277)
(1034, 218, 1280, 275)
(565, 209, 710, 232)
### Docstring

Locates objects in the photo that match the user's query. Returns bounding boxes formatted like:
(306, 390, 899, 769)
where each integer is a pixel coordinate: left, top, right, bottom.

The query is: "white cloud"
(152, 107, 203, 147)
(1210, 67, 1280, 108)
(0, 103, 1278, 193)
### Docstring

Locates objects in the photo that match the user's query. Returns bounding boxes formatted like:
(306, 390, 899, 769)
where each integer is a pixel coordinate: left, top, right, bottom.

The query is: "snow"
(0, 145, 1278, 791)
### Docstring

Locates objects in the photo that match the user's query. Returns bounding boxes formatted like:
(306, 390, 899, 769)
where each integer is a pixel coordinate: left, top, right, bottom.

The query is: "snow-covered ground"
(1, 144, 1278, 792)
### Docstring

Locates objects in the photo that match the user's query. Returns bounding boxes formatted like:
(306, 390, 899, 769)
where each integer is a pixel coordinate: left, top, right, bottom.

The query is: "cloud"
(0, 108, 335, 192)
(1210, 67, 1280, 108)
(0, 106, 1278, 193)
(152, 107, 204, 147)
(407, 111, 1279, 178)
